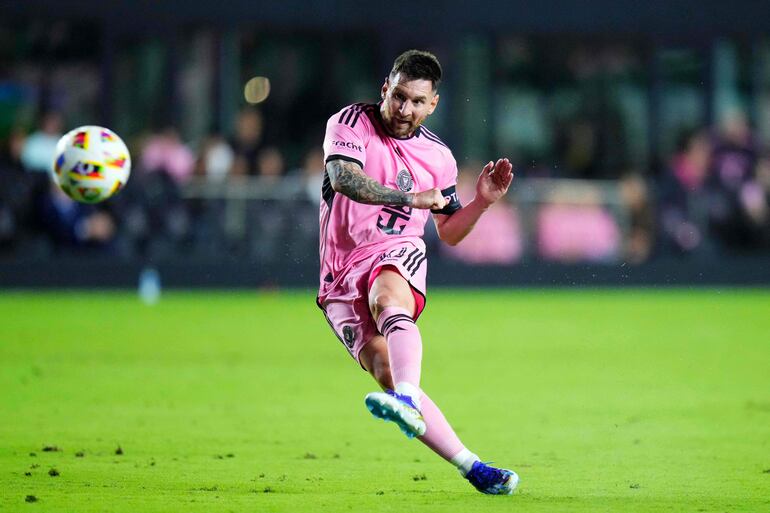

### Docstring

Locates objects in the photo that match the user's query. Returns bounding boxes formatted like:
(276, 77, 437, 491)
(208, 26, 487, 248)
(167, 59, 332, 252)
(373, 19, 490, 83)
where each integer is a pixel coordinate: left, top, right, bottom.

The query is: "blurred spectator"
(20, 111, 63, 173)
(1, 129, 49, 251)
(556, 119, 598, 178)
(2, 129, 28, 175)
(0, 199, 13, 248)
(537, 185, 620, 262)
(658, 130, 716, 256)
(441, 164, 523, 264)
(296, 146, 325, 205)
(140, 127, 195, 184)
(0, 130, 27, 188)
(256, 146, 285, 180)
(194, 133, 234, 183)
(116, 169, 191, 259)
(281, 146, 326, 259)
(36, 182, 116, 251)
(230, 108, 264, 176)
(755, 156, 770, 247)
(709, 111, 768, 249)
(0, 132, 22, 247)
(619, 173, 654, 264)
(713, 110, 754, 188)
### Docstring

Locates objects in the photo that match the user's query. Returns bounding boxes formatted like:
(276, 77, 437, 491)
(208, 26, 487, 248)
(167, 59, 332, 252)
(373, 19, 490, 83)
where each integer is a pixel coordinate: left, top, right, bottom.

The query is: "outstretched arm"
(433, 158, 514, 246)
(326, 158, 447, 210)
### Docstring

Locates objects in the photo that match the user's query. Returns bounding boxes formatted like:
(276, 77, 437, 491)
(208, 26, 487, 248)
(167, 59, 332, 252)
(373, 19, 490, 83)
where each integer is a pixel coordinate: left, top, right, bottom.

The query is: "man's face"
(380, 73, 439, 138)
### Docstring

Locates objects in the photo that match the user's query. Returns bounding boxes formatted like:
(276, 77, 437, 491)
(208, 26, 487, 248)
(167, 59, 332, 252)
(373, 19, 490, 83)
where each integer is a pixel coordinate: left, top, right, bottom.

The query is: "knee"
(370, 290, 400, 321)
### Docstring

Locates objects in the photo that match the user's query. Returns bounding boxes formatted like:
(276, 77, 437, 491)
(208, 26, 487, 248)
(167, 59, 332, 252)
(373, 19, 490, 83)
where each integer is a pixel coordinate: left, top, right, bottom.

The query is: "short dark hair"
(389, 50, 442, 91)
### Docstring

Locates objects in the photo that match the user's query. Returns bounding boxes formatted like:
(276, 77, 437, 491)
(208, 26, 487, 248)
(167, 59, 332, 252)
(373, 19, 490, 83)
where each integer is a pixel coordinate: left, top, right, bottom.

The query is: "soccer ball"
(51, 125, 131, 203)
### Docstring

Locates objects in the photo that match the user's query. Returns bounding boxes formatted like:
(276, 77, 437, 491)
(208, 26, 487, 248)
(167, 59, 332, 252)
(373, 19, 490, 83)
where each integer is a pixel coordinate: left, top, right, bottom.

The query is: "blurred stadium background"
(2, 3, 770, 512)
(1, 0, 770, 287)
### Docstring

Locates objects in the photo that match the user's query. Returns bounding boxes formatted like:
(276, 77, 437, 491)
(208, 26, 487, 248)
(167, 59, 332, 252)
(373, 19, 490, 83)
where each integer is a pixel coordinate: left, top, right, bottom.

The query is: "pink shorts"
(317, 239, 428, 364)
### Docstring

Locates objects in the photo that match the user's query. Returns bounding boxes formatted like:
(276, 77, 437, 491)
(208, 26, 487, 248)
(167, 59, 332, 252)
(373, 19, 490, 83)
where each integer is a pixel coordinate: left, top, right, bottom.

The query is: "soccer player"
(318, 50, 518, 495)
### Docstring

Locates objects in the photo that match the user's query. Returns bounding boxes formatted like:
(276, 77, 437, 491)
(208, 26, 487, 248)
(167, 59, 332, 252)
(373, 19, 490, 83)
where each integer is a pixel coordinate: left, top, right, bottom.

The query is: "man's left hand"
(475, 158, 514, 206)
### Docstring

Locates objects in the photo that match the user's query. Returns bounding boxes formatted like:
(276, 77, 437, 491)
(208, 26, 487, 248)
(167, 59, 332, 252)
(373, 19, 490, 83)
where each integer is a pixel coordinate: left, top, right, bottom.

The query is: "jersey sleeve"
(323, 105, 371, 170)
(431, 152, 462, 216)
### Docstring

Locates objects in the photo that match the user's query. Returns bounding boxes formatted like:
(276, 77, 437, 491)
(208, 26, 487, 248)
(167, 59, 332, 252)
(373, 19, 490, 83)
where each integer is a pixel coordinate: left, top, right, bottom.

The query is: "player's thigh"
(319, 259, 380, 363)
(368, 267, 416, 321)
(359, 334, 394, 391)
(320, 294, 378, 364)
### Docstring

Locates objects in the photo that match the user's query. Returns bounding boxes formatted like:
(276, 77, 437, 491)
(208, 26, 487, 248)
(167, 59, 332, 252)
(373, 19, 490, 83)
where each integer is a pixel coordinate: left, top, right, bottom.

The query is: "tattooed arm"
(326, 158, 411, 206)
(326, 158, 446, 210)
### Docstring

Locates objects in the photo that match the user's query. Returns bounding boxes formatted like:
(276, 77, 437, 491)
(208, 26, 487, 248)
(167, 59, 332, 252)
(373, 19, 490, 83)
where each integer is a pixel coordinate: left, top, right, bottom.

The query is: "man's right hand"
(410, 188, 447, 210)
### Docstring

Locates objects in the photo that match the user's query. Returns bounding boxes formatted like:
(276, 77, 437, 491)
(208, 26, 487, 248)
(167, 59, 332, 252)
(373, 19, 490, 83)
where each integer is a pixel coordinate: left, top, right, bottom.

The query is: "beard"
(386, 115, 418, 137)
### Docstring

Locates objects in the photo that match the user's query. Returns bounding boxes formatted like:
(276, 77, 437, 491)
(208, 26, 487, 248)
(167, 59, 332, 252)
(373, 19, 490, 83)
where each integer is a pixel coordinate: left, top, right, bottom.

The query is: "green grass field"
(1, 289, 769, 512)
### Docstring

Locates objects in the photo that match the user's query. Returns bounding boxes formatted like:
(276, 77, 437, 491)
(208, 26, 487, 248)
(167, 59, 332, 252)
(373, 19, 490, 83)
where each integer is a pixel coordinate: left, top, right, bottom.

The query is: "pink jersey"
(319, 102, 461, 298)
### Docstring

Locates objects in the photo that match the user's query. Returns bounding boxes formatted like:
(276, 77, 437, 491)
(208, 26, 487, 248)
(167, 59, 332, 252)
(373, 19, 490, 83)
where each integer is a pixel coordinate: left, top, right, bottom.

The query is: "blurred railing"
(6, 173, 770, 288)
(180, 175, 633, 265)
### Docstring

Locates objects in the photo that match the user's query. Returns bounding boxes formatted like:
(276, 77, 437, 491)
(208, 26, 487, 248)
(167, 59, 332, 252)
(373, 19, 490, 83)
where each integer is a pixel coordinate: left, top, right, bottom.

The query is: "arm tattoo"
(326, 159, 413, 206)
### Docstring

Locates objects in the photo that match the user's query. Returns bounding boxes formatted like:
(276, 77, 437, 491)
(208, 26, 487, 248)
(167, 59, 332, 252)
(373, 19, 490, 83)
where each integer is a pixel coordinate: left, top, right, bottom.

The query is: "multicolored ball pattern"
(51, 125, 131, 204)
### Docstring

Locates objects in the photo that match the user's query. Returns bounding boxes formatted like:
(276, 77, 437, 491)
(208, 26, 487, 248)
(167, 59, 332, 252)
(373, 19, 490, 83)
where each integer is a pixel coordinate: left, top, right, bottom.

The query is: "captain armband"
(431, 185, 462, 215)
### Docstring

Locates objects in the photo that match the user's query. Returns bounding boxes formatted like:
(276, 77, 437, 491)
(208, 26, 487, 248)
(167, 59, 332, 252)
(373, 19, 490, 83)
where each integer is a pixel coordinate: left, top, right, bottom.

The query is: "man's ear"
(381, 77, 390, 100)
(428, 93, 440, 115)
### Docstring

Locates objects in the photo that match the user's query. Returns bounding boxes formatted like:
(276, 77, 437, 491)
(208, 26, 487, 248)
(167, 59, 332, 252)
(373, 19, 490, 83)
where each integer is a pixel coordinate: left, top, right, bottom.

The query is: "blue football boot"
(364, 389, 426, 438)
(465, 460, 519, 495)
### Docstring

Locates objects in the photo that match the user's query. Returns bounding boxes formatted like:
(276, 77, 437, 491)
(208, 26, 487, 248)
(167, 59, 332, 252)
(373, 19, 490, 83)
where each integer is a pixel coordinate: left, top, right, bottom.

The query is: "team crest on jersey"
(396, 169, 413, 192)
(342, 326, 356, 349)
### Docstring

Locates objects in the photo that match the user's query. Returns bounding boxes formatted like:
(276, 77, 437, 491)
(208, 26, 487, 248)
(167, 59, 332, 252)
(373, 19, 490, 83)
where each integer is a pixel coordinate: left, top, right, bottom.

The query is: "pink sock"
(376, 307, 468, 465)
(376, 306, 422, 388)
(418, 390, 466, 461)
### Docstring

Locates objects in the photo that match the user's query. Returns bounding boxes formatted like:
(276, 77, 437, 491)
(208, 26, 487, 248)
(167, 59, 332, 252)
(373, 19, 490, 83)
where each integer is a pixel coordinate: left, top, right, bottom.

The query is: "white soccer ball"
(51, 125, 131, 203)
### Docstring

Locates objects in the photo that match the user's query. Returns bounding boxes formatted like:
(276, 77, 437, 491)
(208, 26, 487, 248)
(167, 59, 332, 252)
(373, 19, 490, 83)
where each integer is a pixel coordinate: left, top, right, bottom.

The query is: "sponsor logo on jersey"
(376, 205, 412, 235)
(331, 140, 363, 152)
